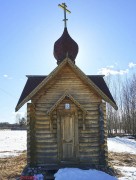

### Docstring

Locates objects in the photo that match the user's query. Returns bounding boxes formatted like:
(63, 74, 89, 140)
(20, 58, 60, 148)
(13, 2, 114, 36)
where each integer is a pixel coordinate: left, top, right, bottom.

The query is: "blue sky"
(0, 0, 136, 123)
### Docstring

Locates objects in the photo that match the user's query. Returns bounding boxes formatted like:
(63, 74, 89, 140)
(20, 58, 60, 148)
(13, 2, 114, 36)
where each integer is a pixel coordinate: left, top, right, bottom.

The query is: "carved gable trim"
(47, 91, 87, 115)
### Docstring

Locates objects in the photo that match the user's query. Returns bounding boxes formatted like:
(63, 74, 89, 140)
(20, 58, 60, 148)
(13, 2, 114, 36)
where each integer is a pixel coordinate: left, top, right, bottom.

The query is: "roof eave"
(16, 58, 118, 111)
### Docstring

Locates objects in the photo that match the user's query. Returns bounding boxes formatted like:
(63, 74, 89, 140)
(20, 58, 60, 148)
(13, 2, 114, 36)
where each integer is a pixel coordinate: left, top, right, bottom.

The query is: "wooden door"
(61, 112, 75, 161)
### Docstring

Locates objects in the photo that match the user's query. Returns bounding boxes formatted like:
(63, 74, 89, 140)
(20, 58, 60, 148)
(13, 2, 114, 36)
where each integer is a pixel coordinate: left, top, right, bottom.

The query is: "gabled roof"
(47, 91, 87, 115)
(15, 58, 118, 111)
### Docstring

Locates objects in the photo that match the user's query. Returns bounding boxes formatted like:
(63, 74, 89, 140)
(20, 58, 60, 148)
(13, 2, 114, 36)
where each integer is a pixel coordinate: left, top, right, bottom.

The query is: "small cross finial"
(58, 3, 71, 28)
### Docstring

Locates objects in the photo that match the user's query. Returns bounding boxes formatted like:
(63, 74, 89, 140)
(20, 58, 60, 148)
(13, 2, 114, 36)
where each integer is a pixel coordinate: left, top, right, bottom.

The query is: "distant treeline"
(0, 118, 27, 130)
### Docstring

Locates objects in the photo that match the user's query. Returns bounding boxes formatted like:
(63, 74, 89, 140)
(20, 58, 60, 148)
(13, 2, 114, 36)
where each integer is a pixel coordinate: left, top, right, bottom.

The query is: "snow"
(0, 130, 27, 158)
(116, 166, 136, 180)
(108, 136, 136, 154)
(54, 168, 117, 180)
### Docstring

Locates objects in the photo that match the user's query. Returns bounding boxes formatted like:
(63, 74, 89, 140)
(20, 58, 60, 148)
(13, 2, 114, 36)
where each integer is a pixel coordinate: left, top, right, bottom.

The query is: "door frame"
(57, 109, 79, 163)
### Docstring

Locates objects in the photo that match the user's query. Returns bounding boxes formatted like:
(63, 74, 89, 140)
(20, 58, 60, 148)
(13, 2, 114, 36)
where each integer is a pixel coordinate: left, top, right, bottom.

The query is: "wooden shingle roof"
(15, 59, 118, 111)
(16, 75, 117, 111)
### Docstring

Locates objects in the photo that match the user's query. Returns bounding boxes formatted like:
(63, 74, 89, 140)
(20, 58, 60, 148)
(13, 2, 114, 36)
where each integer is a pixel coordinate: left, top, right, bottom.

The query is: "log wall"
(27, 64, 108, 166)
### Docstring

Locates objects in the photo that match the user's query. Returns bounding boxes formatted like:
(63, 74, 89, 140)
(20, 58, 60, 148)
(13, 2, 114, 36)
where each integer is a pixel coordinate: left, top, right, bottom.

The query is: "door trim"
(57, 109, 79, 163)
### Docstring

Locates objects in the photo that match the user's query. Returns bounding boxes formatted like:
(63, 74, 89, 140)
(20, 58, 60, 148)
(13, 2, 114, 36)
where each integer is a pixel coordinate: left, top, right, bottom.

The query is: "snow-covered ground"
(0, 130, 26, 158)
(115, 166, 136, 180)
(0, 130, 136, 180)
(54, 168, 117, 180)
(108, 136, 136, 180)
(108, 136, 136, 154)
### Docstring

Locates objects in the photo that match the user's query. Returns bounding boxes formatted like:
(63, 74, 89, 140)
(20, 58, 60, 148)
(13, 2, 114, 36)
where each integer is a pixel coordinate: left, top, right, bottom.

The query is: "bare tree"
(105, 73, 136, 136)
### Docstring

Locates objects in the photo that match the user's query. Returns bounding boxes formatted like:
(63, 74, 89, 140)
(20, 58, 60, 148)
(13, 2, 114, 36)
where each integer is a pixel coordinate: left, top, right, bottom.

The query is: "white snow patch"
(115, 166, 136, 180)
(108, 137, 136, 154)
(0, 130, 26, 158)
(54, 168, 117, 180)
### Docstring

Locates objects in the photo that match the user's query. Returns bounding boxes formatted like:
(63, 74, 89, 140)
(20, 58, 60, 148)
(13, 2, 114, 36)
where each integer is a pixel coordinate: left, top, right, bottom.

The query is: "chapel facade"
(16, 3, 117, 171)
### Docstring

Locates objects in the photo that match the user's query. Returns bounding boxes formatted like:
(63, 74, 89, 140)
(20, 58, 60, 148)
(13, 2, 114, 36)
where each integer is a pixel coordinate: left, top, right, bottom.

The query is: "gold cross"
(58, 3, 71, 28)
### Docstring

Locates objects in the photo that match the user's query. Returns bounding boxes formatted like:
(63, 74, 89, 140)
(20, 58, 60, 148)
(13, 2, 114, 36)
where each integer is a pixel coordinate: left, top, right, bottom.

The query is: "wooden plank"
(36, 158, 58, 164)
(35, 133, 56, 138)
(36, 142, 57, 146)
(36, 153, 57, 157)
(79, 148, 99, 153)
(79, 151, 99, 155)
(35, 124, 50, 128)
(79, 127, 99, 133)
(79, 132, 99, 138)
(35, 120, 50, 125)
(35, 130, 57, 134)
(79, 157, 99, 163)
(36, 149, 57, 153)
(36, 138, 57, 143)
(79, 142, 99, 147)
(79, 137, 99, 143)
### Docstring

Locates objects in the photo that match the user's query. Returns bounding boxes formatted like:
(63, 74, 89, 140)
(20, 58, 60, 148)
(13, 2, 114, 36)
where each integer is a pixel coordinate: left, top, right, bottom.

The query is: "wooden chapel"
(16, 3, 117, 170)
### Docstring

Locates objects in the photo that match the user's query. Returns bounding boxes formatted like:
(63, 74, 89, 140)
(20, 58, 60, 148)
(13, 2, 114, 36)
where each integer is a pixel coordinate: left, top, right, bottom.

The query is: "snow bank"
(0, 130, 26, 158)
(54, 168, 117, 180)
(108, 137, 136, 154)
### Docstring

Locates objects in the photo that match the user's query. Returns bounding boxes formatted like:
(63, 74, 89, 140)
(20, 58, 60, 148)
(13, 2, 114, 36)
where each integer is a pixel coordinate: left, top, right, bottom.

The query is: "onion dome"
(54, 27, 79, 65)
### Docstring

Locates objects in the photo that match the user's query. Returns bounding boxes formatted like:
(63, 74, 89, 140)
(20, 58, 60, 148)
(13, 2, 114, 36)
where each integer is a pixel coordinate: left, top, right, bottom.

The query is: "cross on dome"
(58, 3, 71, 28)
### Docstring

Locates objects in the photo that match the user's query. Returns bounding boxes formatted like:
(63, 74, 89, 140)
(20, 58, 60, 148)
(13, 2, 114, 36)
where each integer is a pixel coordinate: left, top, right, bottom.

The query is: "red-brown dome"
(54, 28, 79, 65)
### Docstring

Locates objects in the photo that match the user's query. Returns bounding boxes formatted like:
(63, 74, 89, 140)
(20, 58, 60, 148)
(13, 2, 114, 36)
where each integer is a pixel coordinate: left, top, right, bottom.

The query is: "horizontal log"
(35, 124, 50, 129)
(35, 112, 48, 116)
(36, 158, 58, 164)
(36, 138, 57, 143)
(79, 145, 100, 153)
(36, 146, 57, 151)
(36, 103, 53, 107)
(79, 151, 99, 157)
(80, 127, 99, 132)
(79, 157, 99, 163)
(35, 106, 49, 110)
(35, 130, 56, 134)
(35, 132, 56, 136)
(78, 116, 99, 120)
(36, 149, 57, 153)
(36, 153, 57, 158)
(79, 132, 99, 137)
(35, 113, 48, 118)
(36, 120, 50, 125)
(36, 134, 57, 138)
(86, 111, 99, 115)
(79, 137, 99, 143)
(36, 142, 57, 146)
(36, 136, 56, 140)
(79, 142, 99, 147)
(79, 127, 98, 131)
(85, 121, 106, 127)
(36, 151, 58, 158)
(79, 145, 99, 149)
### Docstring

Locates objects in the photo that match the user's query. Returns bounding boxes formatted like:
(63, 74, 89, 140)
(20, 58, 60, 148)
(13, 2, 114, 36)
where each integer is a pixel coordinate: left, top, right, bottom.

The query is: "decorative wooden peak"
(47, 90, 87, 115)
(54, 27, 79, 65)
